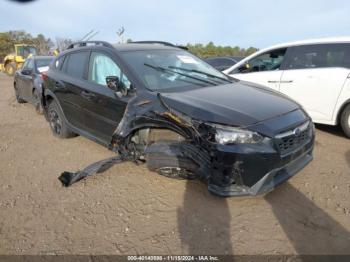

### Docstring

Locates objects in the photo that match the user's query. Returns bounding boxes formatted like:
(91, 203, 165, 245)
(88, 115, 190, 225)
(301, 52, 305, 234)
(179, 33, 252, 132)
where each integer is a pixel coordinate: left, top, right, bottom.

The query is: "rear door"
(280, 43, 350, 123)
(227, 48, 287, 91)
(55, 51, 90, 131)
(82, 51, 131, 144)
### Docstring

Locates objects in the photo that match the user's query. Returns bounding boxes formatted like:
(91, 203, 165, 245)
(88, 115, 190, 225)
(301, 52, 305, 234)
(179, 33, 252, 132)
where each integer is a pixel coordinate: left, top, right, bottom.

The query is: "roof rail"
(67, 41, 114, 50)
(130, 41, 188, 50)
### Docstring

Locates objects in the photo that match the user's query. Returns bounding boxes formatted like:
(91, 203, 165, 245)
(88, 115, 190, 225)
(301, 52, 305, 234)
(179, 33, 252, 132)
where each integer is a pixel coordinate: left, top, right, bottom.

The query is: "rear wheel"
(32, 89, 43, 114)
(340, 104, 350, 138)
(5, 62, 16, 76)
(48, 100, 75, 138)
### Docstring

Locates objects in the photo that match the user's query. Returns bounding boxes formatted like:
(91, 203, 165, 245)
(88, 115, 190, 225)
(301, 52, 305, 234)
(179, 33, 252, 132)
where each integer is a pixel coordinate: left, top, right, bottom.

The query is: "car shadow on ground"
(177, 180, 350, 255)
(265, 183, 350, 254)
(177, 181, 233, 255)
(315, 124, 346, 138)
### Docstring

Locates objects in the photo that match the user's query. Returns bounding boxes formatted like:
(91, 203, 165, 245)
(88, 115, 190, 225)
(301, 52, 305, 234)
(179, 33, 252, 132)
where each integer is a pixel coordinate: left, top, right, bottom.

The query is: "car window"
(25, 59, 34, 70)
(64, 51, 89, 78)
(205, 58, 219, 67)
(238, 48, 286, 74)
(22, 59, 29, 69)
(121, 49, 230, 91)
(36, 58, 53, 68)
(53, 56, 65, 70)
(88, 52, 131, 89)
(285, 44, 350, 70)
(206, 58, 235, 67)
(36, 58, 53, 73)
(221, 58, 236, 66)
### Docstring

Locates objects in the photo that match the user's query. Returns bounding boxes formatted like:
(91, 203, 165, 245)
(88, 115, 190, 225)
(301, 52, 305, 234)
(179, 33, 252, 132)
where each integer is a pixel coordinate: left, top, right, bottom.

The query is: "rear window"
(36, 58, 53, 72)
(207, 58, 235, 65)
(64, 51, 89, 78)
(36, 58, 53, 68)
(286, 43, 350, 70)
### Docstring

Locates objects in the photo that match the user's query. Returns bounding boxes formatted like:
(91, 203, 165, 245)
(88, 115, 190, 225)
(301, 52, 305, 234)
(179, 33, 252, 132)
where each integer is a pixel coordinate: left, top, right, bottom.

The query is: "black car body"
(14, 56, 54, 113)
(43, 41, 314, 197)
(205, 56, 244, 71)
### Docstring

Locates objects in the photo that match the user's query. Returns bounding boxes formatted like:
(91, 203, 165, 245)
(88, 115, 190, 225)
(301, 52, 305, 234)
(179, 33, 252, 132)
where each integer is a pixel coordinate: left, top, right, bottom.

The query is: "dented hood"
(159, 81, 300, 127)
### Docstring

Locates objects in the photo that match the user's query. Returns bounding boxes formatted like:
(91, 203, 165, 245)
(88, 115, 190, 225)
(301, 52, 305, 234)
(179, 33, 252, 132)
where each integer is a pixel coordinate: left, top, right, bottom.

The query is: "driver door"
(83, 51, 132, 144)
(15, 59, 29, 94)
(228, 48, 287, 91)
(21, 58, 35, 99)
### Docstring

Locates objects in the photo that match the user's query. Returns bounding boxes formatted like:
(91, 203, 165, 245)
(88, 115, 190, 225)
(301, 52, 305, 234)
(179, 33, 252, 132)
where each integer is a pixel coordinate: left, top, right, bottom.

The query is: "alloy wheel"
(33, 90, 43, 113)
(49, 109, 62, 135)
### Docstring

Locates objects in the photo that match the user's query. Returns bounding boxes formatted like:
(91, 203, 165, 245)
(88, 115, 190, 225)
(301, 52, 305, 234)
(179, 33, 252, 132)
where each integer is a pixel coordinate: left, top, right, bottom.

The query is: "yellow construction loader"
(0, 44, 37, 76)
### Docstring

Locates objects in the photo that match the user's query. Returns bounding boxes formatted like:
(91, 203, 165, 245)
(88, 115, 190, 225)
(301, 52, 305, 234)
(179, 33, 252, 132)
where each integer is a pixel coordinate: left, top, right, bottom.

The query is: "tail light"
(40, 72, 48, 82)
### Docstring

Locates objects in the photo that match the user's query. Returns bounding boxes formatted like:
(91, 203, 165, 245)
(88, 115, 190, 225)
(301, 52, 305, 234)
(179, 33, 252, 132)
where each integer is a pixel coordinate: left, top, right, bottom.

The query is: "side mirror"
(106, 76, 119, 90)
(22, 68, 33, 75)
(238, 63, 250, 73)
(106, 76, 128, 98)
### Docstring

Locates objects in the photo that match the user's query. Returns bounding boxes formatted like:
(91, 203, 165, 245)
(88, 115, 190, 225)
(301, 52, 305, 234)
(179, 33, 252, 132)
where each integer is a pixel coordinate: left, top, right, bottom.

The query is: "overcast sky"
(1, 0, 350, 48)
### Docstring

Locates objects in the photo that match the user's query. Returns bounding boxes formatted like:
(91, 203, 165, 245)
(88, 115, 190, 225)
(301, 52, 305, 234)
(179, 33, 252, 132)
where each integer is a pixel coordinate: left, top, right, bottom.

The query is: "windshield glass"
(17, 46, 37, 58)
(121, 49, 232, 91)
(36, 58, 53, 72)
(36, 58, 53, 68)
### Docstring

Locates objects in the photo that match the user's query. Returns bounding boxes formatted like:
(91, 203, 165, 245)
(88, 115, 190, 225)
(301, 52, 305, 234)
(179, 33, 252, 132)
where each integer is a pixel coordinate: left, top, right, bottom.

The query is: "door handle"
(267, 80, 280, 83)
(81, 90, 96, 100)
(280, 80, 293, 83)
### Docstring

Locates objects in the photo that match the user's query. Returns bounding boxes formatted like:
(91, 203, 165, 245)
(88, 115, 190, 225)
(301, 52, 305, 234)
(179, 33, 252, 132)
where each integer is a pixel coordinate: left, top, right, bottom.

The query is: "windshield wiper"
(144, 63, 218, 86)
(168, 66, 232, 84)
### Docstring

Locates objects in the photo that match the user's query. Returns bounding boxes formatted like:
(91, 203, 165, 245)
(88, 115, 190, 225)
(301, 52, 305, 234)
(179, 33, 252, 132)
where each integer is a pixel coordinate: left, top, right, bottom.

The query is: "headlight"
(207, 123, 263, 144)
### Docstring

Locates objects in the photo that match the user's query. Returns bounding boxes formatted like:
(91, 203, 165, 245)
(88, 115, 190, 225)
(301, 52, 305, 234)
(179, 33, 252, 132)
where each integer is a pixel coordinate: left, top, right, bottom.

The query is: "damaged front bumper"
(207, 134, 314, 197)
(208, 147, 313, 196)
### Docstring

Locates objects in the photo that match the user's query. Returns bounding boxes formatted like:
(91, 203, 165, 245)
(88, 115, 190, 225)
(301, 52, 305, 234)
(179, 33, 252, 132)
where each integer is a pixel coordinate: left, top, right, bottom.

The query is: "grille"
(275, 121, 311, 156)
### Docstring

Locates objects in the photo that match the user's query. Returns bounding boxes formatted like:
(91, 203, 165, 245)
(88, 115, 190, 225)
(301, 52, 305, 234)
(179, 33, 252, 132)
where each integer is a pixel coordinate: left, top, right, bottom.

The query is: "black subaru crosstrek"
(43, 41, 314, 197)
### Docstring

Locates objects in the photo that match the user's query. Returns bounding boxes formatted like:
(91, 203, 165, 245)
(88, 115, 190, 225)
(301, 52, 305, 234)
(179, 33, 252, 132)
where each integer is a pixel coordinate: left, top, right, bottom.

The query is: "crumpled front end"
(109, 93, 315, 197)
(58, 87, 314, 197)
(207, 127, 314, 196)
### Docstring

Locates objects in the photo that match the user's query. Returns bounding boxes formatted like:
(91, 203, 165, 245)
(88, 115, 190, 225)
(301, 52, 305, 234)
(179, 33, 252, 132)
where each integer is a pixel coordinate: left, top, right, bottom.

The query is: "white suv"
(224, 37, 350, 137)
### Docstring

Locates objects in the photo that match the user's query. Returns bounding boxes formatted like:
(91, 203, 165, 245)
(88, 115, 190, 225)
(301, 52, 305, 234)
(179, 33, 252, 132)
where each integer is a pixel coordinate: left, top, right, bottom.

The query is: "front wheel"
(32, 89, 43, 114)
(340, 104, 350, 138)
(14, 84, 26, 103)
(47, 100, 76, 138)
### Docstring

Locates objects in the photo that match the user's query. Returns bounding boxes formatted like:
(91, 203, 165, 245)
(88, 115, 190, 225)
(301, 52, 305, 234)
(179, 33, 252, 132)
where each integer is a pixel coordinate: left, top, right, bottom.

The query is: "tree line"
(186, 42, 258, 58)
(0, 30, 258, 61)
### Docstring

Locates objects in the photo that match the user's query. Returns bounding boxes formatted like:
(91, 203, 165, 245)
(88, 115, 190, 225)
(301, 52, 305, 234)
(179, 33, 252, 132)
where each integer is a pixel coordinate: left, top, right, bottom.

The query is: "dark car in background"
(14, 56, 54, 113)
(42, 41, 314, 196)
(205, 56, 244, 71)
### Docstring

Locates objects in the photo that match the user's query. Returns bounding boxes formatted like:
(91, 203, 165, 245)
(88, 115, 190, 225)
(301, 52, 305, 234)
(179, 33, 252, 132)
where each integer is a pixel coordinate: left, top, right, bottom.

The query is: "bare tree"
(55, 37, 73, 52)
(117, 27, 125, 43)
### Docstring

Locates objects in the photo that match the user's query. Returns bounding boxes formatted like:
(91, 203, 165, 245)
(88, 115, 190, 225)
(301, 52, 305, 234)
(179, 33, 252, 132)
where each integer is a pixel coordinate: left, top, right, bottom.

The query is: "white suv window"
(285, 44, 350, 70)
(233, 48, 286, 74)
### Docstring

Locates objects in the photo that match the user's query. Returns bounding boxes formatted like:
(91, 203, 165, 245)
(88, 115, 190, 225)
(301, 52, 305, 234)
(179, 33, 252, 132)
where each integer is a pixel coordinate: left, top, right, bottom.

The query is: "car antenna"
(85, 30, 100, 41)
(80, 30, 95, 41)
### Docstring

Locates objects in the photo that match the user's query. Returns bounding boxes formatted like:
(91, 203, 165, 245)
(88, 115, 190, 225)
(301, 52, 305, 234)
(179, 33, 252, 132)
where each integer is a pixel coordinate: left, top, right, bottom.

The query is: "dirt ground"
(0, 73, 350, 255)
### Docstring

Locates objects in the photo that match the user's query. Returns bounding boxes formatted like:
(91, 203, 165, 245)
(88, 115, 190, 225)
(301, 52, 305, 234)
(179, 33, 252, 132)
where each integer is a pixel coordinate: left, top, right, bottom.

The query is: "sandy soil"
(0, 73, 349, 255)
